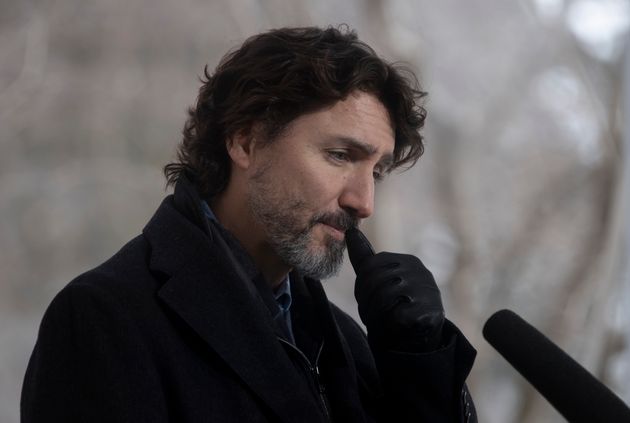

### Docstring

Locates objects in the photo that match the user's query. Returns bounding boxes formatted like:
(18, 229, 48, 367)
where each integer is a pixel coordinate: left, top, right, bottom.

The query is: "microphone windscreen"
(483, 309, 630, 422)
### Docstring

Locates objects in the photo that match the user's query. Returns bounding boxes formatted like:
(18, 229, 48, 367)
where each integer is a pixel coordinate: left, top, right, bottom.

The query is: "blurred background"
(2, 0, 629, 421)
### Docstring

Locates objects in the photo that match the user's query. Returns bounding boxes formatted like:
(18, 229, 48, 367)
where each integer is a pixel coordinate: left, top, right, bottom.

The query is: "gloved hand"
(346, 227, 445, 352)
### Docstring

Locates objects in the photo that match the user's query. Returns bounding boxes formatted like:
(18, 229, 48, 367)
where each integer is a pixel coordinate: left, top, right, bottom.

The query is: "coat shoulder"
(67, 234, 157, 299)
(42, 234, 160, 331)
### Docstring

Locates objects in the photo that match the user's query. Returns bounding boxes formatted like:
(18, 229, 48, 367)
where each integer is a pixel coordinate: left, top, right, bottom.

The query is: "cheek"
(285, 172, 328, 205)
(298, 170, 345, 207)
(271, 151, 345, 207)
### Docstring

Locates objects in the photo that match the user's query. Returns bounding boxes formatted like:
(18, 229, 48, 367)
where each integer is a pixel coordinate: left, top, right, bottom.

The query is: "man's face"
(247, 91, 395, 279)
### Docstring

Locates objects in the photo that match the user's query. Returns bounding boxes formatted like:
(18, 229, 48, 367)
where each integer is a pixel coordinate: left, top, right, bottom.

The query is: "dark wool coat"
(21, 177, 477, 422)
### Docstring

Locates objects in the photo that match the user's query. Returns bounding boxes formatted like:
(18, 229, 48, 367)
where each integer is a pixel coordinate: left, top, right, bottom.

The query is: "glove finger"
(352, 255, 402, 283)
(354, 259, 436, 305)
(345, 227, 375, 272)
(361, 293, 411, 330)
(353, 251, 427, 279)
(358, 277, 409, 318)
(360, 281, 444, 329)
(353, 262, 406, 306)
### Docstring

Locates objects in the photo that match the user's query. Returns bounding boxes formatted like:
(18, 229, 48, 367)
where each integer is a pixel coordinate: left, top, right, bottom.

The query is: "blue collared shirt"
(273, 275, 294, 343)
(200, 201, 295, 343)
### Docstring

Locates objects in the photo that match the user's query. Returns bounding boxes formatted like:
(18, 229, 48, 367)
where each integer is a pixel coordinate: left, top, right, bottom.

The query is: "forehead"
(280, 91, 395, 155)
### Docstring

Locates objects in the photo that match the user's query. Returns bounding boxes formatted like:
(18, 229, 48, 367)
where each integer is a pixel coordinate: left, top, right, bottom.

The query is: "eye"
(327, 150, 350, 162)
(373, 164, 388, 182)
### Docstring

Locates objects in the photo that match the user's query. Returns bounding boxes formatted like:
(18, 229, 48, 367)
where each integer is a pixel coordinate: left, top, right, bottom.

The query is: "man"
(22, 26, 476, 422)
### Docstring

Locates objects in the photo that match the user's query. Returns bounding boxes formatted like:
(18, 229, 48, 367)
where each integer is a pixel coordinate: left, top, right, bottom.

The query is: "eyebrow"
(334, 136, 394, 169)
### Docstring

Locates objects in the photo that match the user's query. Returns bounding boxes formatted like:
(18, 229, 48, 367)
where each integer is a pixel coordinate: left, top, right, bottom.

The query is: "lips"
(317, 216, 355, 231)
(313, 212, 358, 240)
(322, 221, 346, 232)
(320, 223, 346, 240)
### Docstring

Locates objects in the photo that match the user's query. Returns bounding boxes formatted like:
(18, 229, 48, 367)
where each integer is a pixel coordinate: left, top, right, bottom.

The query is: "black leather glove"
(346, 227, 445, 352)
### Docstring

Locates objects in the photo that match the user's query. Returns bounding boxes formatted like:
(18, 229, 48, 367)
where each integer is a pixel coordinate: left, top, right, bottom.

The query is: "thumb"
(345, 227, 375, 272)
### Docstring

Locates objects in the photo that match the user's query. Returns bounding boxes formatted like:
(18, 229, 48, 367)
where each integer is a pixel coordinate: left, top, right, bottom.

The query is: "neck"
(211, 184, 290, 290)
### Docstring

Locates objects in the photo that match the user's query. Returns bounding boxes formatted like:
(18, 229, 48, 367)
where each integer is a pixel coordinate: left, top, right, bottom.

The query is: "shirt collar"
(274, 276, 292, 313)
(200, 200, 218, 222)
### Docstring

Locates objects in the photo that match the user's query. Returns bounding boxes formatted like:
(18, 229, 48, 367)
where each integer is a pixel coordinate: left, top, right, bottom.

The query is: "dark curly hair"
(164, 25, 427, 198)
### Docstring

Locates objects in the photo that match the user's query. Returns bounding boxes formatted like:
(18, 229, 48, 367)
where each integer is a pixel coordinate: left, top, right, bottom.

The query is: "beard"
(247, 167, 358, 280)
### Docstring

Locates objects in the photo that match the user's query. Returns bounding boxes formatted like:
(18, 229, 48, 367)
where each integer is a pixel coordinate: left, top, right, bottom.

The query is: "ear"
(226, 129, 255, 170)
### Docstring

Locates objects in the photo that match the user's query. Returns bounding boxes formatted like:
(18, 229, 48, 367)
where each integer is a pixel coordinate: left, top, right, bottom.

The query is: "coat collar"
(143, 177, 327, 422)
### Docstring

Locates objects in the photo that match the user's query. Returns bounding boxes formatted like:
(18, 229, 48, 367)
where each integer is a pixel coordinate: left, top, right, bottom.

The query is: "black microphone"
(483, 309, 630, 422)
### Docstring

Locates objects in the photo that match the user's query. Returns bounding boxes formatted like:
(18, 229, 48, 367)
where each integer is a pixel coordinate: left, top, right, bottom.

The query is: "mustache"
(312, 211, 359, 232)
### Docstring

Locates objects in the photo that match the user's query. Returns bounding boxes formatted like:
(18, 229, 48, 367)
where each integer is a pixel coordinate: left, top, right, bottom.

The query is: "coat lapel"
(143, 196, 325, 422)
(298, 274, 371, 422)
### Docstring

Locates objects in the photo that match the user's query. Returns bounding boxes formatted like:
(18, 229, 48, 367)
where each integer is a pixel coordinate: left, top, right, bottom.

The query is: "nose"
(339, 171, 374, 219)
